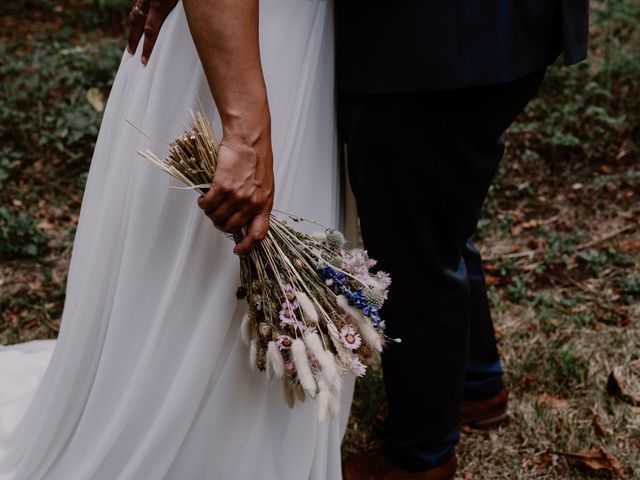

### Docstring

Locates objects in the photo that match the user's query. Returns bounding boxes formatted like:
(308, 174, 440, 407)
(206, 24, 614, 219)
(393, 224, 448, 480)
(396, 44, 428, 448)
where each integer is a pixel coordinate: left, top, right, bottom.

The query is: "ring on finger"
(132, 5, 148, 17)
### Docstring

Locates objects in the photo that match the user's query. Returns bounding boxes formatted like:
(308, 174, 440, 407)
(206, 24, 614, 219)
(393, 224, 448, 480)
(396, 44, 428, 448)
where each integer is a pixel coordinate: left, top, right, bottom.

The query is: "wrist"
(220, 97, 271, 148)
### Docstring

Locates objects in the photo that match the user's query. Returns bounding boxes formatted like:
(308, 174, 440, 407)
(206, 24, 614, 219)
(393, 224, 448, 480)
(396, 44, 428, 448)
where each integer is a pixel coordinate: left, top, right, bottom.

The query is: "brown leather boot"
(460, 388, 509, 428)
(342, 452, 457, 480)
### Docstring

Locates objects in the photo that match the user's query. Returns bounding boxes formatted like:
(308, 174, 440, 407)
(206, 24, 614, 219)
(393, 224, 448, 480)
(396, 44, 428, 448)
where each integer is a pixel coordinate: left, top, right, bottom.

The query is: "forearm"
(185, 0, 274, 254)
(182, 0, 270, 145)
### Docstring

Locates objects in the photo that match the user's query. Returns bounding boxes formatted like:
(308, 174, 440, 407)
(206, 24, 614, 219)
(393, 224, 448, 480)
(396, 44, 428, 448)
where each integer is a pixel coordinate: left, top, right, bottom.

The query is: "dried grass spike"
(336, 295, 367, 324)
(249, 339, 259, 373)
(304, 332, 339, 390)
(240, 313, 252, 346)
(356, 320, 384, 353)
(337, 295, 383, 352)
(283, 382, 295, 408)
(266, 341, 285, 379)
(292, 338, 317, 398)
(296, 291, 319, 324)
(293, 384, 306, 403)
(317, 389, 329, 423)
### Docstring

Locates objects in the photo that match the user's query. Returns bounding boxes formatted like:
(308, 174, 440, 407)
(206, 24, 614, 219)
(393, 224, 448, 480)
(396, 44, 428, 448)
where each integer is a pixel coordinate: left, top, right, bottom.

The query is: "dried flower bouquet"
(137, 112, 394, 422)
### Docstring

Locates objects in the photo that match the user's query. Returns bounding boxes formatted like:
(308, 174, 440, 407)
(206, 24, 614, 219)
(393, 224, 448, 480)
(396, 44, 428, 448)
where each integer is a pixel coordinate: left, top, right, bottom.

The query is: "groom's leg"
(339, 69, 546, 471)
(463, 240, 504, 401)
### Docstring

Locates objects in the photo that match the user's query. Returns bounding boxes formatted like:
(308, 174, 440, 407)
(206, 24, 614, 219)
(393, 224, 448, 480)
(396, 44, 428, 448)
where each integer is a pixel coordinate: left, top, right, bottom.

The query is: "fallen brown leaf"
(483, 263, 499, 274)
(596, 307, 632, 327)
(618, 238, 640, 255)
(592, 414, 613, 437)
(537, 393, 570, 409)
(523, 451, 553, 470)
(620, 187, 634, 198)
(484, 275, 502, 286)
(37, 220, 55, 231)
(552, 447, 626, 479)
(607, 365, 640, 406)
(511, 218, 543, 236)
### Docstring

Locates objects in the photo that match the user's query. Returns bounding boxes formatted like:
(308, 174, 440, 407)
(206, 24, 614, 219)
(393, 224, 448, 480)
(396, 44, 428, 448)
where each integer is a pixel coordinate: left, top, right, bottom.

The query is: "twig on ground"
(485, 224, 636, 262)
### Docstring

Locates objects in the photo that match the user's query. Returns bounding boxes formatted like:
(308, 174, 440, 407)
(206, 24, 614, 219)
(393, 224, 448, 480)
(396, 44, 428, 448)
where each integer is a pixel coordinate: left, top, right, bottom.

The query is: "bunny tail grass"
(292, 338, 317, 398)
(266, 341, 285, 379)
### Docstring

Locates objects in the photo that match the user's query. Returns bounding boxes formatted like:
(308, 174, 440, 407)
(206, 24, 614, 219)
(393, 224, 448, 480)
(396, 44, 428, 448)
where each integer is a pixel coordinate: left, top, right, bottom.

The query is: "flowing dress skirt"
(0, 1, 354, 478)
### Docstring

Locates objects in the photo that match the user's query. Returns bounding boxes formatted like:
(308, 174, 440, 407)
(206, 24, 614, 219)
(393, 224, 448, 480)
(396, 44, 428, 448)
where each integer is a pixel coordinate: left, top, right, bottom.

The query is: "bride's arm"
(184, 0, 274, 255)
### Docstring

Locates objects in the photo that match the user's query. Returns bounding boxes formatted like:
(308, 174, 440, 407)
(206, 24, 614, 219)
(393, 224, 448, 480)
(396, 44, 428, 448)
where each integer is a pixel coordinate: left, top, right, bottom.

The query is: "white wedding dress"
(0, 1, 354, 478)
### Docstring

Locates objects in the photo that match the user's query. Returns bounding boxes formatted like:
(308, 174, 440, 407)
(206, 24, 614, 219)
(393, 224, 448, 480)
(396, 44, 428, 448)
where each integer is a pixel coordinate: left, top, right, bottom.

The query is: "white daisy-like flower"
(340, 325, 362, 350)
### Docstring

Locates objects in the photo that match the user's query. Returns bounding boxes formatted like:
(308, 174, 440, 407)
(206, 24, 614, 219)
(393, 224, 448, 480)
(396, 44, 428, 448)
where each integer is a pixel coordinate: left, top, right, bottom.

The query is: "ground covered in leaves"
(1, 2, 639, 478)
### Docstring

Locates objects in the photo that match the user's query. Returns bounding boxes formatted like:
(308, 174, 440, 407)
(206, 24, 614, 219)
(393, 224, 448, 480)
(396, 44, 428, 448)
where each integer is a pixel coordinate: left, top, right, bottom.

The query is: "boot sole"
(461, 410, 508, 429)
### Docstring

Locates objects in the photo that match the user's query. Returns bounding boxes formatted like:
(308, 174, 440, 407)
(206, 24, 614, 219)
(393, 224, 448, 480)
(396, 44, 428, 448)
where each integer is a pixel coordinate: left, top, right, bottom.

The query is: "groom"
(336, 1, 589, 479)
(128, 1, 589, 478)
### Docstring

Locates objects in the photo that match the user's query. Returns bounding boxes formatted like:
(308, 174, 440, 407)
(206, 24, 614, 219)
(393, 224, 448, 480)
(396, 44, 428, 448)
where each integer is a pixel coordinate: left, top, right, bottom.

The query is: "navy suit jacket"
(335, 0, 590, 93)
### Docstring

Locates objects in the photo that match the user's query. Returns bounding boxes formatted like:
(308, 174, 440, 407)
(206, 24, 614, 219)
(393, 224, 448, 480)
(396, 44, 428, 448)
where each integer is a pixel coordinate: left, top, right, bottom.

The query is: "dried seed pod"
(259, 323, 271, 338)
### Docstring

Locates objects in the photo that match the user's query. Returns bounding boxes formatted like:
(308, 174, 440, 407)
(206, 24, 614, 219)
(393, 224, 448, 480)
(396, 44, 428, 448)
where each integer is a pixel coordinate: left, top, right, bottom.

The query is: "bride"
(0, 0, 354, 478)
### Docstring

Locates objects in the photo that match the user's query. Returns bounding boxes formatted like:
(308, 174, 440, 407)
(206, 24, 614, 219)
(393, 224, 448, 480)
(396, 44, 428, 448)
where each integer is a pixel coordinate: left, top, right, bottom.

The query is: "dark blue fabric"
(335, 0, 589, 93)
(338, 70, 548, 471)
(463, 240, 505, 401)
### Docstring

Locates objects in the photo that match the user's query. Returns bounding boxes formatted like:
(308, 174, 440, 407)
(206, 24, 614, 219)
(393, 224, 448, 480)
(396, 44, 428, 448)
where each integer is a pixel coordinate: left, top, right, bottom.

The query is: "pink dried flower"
(283, 283, 296, 301)
(295, 321, 317, 336)
(341, 249, 377, 277)
(279, 301, 298, 326)
(350, 357, 367, 377)
(284, 361, 296, 375)
(340, 325, 362, 350)
(277, 335, 294, 351)
(375, 271, 392, 289)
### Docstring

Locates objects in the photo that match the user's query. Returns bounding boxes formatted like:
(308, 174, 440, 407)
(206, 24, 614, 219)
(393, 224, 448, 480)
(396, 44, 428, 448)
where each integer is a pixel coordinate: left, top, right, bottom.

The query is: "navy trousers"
(338, 69, 546, 470)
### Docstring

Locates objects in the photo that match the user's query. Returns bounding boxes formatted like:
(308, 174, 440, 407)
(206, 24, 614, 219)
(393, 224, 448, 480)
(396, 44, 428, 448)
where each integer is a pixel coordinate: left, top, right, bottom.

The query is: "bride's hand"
(197, 124, 274, 256)
(127, 0, 179, 65)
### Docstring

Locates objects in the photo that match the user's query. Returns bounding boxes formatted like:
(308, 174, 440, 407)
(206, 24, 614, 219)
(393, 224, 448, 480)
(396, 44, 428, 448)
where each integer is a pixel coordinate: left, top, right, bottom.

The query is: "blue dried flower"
(342, 288, 356, 306)
(362, 304, 378, 317)
(350, 290, 368, 309)
(321, 267, 336, 280)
